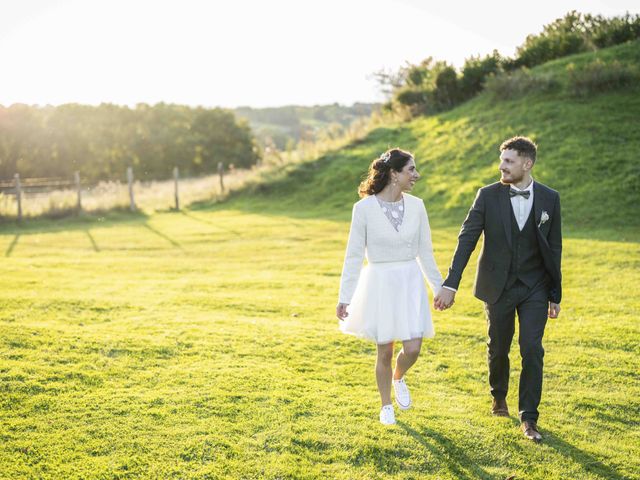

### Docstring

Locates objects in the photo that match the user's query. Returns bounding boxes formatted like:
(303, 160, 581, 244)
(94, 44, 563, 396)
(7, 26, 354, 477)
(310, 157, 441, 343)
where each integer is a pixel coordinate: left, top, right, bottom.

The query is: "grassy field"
(1, 203, 638, 479)
(2, 42, 639, 479)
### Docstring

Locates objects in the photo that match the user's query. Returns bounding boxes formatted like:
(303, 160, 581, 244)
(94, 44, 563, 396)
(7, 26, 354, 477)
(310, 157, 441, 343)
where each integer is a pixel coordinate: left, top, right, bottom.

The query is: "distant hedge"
(511, 11, 640, 69)
(0, 103, 259, 183)
(382, 11, 640, 116)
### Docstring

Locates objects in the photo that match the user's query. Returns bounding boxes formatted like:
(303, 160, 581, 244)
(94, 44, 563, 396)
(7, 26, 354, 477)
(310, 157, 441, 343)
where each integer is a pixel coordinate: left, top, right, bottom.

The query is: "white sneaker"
(393, 377, 412, 410)
(379, 404, 396, 425)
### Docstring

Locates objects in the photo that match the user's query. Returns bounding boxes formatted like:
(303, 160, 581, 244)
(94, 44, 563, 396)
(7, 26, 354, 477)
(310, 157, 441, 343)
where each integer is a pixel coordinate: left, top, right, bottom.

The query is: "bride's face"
(392, 158, 420, 191)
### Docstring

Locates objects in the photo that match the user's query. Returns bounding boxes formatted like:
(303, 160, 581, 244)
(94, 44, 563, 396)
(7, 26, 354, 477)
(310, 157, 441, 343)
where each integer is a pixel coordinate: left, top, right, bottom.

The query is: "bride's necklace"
(376, 195, 404, 231)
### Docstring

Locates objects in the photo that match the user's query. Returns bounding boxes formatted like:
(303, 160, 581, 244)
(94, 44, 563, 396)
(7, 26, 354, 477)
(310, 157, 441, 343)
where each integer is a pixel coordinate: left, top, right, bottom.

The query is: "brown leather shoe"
(492, 398, 509, 417)
(521, 421, 542, 442)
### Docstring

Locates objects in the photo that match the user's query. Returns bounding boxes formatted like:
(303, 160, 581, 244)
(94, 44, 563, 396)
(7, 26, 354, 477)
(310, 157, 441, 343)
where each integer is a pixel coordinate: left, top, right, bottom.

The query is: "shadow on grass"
(4, 234, 20, 257)
(142, 223, 183, 250)
(179, 210, 240, 235)
(0, 209, 150, 235)
(0, 210, 187, 254)
(505, 417, 627, 479)
(85, 230, 100, 252)
(397, 421, 494, 480)
(542, 430, 627, 480)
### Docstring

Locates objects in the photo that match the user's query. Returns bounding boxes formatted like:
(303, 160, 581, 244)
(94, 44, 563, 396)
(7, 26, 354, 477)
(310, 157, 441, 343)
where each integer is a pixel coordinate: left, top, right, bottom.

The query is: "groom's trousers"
(483, 278, 549, 423)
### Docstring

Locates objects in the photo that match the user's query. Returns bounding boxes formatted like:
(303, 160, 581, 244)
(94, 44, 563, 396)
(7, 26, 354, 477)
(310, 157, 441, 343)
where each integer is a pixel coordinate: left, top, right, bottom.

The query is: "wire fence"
(0, 164, 255, 222)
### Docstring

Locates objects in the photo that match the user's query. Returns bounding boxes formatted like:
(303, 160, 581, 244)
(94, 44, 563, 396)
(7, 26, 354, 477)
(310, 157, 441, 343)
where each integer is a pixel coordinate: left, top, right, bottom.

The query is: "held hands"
(434, 289, 456, 311)
(548, 302, 561, 319)
(336, 303, 349, 320)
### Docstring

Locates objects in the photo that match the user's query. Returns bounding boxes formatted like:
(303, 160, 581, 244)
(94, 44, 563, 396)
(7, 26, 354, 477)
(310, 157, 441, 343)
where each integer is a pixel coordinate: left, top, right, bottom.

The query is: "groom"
(434, 136, 562, 442)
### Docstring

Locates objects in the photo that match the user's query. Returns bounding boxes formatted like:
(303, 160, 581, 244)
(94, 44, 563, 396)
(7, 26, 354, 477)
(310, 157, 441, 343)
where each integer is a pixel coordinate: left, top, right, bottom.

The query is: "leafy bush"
(381, 11, 639, 117)
(513, 11, 591, 69)
(395, 87, 427, 107)
(391, 59, 462, 115)
(434, 66, 462, 109)
(460, 51, 504, 99)
(591, 12, 640, 48)
(513, 11, 640, 70)
(567, 59, 640, 96)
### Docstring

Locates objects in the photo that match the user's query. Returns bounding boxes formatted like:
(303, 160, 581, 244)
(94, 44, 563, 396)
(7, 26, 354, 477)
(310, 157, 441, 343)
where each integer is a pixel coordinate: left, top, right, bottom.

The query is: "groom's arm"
(548, 192, 562, 304)
(443, 188, 486, 290)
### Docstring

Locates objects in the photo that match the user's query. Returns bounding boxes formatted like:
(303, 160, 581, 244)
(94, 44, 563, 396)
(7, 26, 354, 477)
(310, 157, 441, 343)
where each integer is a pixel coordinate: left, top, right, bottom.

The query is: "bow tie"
(509, 189, 530, 199)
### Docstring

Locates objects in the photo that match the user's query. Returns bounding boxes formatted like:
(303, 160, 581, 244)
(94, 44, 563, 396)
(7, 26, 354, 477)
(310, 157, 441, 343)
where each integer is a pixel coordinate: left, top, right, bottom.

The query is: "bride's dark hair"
(358, 148, 414, 197)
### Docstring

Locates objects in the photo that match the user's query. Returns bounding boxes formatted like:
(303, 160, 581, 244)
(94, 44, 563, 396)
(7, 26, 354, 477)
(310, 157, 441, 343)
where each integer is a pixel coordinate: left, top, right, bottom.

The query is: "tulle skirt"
(339, 259, 434, 344)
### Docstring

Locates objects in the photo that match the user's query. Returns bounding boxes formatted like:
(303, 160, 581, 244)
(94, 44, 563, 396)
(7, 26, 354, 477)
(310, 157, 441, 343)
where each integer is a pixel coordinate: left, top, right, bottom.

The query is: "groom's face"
(499, 149, 531, 184)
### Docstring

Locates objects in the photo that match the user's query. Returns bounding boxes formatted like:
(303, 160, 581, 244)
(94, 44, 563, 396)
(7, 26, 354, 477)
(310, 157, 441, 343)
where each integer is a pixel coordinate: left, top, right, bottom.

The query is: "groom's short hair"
(500, 136, 537, 164)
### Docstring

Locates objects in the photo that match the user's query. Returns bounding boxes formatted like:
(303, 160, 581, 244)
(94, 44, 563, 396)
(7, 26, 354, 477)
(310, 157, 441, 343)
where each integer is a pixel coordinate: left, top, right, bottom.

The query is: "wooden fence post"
(173, 166, 180, 210)
(127, 167, 136, 211)
(14, 173, 22, 222)
(218, 162, 224, 192)
(74, 171, 82, 212)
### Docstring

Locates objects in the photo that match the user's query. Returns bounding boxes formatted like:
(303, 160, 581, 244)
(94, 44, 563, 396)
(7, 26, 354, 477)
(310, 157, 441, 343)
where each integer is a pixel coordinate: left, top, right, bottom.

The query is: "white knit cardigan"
(338, 193, 443, 304)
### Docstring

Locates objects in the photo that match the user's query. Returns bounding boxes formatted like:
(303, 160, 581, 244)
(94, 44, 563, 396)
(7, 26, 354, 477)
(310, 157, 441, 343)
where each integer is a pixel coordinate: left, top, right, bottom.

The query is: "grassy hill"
(226, 40, 640, 233)
(1, 42, 638, 479)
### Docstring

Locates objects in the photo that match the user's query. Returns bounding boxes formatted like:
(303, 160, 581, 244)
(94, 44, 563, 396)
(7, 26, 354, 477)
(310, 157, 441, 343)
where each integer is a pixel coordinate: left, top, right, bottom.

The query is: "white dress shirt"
(510, 180, 535, 231)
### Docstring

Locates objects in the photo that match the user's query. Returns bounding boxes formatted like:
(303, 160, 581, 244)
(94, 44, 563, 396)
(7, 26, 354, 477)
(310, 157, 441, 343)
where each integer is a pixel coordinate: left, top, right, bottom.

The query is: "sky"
(0, 0, 638, 108)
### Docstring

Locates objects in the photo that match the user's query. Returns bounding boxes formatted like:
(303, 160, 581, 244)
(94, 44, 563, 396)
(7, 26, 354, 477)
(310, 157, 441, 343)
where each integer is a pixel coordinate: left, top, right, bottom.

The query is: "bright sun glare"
(1, 0, 638, 108)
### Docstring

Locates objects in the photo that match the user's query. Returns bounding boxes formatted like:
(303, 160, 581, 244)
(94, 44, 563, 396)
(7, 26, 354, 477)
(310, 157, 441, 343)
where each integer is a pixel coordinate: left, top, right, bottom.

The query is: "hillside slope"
(223, 41, 640, 231)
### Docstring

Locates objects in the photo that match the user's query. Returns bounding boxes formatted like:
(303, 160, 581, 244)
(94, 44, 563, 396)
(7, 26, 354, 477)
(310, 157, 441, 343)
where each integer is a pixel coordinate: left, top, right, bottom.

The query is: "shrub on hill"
(513, 11, 640, 69)
(383, 11, 640, 116)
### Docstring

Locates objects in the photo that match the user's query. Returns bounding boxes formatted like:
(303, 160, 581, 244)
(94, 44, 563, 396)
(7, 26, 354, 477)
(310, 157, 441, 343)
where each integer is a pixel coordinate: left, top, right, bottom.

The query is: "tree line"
(0, 103, 259, 183)
(378, 11, 640, 115)
(234, 103, 378, 150)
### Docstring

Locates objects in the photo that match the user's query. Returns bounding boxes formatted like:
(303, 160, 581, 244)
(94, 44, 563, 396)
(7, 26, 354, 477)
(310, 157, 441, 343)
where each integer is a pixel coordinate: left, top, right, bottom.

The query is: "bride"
(336, 148, 446, 425)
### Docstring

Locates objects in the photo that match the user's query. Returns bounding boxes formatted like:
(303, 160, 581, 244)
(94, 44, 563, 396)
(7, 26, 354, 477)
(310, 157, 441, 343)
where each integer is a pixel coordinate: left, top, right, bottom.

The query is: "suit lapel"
(498, 184, 512, 249)
(533, 182, 551, 248)
(533, 181, 543, 228)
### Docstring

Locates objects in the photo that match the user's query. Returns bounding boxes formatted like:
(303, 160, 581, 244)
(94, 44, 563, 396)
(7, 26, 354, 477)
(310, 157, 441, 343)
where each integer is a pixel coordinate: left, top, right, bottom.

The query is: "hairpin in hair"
(379, 152, 391, 163)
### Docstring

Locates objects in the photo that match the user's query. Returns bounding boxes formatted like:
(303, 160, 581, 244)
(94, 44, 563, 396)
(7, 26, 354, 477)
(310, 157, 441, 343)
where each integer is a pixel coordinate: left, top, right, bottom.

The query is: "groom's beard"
(499, 171, 523, 184)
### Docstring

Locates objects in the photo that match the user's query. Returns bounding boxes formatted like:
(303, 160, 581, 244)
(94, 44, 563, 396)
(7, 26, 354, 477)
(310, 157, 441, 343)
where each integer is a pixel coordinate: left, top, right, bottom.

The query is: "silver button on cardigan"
(338, 193, 444, 304)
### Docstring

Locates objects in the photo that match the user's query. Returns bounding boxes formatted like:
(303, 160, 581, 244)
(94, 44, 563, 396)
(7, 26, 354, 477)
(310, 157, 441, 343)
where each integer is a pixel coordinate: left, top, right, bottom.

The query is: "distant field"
(1, 205, 638, 479)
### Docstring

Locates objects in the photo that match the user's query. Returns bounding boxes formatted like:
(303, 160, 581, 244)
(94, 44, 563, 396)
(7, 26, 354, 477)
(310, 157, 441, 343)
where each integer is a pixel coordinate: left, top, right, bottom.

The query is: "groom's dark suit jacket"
(443, 181, 562, 304)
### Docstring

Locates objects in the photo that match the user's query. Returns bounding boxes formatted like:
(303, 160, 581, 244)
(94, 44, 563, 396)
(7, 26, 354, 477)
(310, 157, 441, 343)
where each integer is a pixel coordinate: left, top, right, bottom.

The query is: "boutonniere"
(538, 211, 549, 228)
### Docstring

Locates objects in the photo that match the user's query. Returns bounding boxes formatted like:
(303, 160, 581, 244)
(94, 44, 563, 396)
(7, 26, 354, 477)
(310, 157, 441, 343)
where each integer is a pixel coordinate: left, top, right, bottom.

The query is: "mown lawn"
(1, 204, 638, 479)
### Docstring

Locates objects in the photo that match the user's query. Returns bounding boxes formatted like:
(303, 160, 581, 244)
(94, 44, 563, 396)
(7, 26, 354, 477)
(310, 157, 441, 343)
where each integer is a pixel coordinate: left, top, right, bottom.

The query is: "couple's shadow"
(501, 416, 626, 480)
(395, 418, 626, 480)
(396, 420, 492, 479)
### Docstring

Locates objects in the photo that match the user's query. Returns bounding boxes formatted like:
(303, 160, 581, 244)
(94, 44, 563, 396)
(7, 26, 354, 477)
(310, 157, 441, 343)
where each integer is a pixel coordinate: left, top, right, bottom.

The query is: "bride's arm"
(338, 202, 366, 305)
(416, 200, 443, 296)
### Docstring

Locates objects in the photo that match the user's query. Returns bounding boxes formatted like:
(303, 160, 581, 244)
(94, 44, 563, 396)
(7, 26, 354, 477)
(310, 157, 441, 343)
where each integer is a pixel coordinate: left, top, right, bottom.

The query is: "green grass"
(1, 206, 638, 479)
(1, 42, 639, 478)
